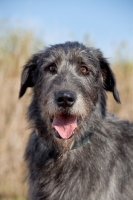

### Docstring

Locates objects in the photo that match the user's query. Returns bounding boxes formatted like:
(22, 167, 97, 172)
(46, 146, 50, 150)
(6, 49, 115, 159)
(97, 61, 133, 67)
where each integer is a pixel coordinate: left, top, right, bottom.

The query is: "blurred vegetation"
(0, 24, 133, 200)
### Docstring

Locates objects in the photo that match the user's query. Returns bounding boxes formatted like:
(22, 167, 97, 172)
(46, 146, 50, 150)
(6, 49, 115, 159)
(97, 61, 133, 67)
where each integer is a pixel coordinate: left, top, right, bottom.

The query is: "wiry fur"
(19, 42, 133, 200)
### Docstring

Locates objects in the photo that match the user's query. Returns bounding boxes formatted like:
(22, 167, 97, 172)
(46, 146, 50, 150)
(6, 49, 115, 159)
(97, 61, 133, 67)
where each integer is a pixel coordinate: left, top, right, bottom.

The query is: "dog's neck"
(71, 132, 93, 150)
(71, 127, 95, 150)
(35, 127, 94, 151)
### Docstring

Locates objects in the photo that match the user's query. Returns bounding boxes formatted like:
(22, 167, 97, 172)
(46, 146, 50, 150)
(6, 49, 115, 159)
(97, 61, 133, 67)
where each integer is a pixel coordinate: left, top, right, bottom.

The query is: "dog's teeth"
(71, 131, 75, 136)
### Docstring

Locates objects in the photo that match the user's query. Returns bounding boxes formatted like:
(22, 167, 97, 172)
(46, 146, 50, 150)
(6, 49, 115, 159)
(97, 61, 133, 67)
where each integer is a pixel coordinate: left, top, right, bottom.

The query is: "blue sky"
(0, 0, 133, 60)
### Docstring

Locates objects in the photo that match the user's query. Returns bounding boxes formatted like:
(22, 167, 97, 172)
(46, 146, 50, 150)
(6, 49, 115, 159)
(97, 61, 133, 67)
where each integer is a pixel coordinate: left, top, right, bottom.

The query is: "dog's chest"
(36, 152, 102, 200)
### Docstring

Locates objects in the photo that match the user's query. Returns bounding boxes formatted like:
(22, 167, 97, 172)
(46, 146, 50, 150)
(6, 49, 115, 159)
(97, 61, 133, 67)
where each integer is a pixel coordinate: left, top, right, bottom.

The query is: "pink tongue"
(52, 115, 77, 139)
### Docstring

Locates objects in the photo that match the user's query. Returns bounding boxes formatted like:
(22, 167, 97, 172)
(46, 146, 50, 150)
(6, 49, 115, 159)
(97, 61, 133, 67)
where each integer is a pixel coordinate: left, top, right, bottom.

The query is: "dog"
(19, 42, 133, 200)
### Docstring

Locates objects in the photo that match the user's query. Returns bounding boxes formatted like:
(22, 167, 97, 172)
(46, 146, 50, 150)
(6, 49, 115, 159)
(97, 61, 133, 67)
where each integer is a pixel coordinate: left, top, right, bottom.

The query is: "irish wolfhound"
(19, 42, 133, 200)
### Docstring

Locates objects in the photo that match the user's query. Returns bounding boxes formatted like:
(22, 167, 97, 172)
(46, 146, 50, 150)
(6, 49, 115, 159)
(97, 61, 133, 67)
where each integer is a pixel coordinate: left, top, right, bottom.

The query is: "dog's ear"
(97, 51, 121, 103)
(19, 54, 39, 98)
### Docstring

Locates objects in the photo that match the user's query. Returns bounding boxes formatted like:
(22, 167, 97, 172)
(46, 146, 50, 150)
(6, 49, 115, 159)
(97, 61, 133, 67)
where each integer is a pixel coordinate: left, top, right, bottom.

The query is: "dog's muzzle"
(51, 90, 80, 139)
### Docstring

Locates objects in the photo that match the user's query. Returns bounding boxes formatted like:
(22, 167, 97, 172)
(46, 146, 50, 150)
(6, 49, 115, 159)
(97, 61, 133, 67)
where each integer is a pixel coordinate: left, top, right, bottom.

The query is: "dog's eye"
(48, 64, 57, 72)
(80, 66, 88, 74)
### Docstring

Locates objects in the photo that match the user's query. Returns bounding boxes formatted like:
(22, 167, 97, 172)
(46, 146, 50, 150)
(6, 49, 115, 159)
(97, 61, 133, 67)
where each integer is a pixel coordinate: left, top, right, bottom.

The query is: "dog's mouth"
(51, 114, 81, 139)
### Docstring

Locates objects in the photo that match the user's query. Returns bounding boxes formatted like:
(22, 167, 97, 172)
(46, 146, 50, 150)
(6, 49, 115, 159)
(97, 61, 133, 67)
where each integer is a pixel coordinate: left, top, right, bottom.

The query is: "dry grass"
(0, 27, 132, 200)
(0, 28, 44, 200)
(107, 60, 133, 121)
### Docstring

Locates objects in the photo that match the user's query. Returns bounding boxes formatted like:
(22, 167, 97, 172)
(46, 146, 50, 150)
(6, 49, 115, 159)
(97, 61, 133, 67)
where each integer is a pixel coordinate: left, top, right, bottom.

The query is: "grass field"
(0, 28, 133, 200)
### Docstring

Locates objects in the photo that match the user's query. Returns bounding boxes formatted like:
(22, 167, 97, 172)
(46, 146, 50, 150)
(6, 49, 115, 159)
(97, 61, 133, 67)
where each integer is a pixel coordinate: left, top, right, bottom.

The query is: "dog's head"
(19, 42, 120, 142)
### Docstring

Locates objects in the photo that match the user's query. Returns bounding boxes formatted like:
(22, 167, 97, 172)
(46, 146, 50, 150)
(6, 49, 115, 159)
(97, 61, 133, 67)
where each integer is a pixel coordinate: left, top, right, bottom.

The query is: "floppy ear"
(19, 54, 39, 98)
(98, 51, 121, 103)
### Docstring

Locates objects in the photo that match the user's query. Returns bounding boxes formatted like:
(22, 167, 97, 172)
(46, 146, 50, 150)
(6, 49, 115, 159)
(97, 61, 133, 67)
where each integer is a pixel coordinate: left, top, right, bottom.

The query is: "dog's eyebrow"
(42, 55, 61, 67)
(75, 56, 93, 66)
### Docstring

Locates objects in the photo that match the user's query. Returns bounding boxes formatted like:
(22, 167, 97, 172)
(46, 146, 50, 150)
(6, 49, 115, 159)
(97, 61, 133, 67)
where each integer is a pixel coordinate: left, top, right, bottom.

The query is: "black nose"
(56, 90, 76, 107)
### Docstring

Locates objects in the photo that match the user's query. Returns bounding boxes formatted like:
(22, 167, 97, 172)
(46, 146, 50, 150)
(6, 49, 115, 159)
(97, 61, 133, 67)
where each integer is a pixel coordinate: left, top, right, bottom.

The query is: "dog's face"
(19, 42, 120, 142)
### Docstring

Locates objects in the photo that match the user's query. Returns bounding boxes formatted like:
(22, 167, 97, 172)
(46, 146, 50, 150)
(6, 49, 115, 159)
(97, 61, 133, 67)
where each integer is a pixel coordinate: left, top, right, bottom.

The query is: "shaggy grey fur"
(19, 42, 133, 200)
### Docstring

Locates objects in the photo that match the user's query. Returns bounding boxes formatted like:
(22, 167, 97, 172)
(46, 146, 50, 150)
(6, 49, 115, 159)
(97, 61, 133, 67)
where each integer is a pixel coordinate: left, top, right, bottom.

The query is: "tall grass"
(0, 27, 132, 200)
(107, 59, 133, 121)
(0, 27, 44, 200)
